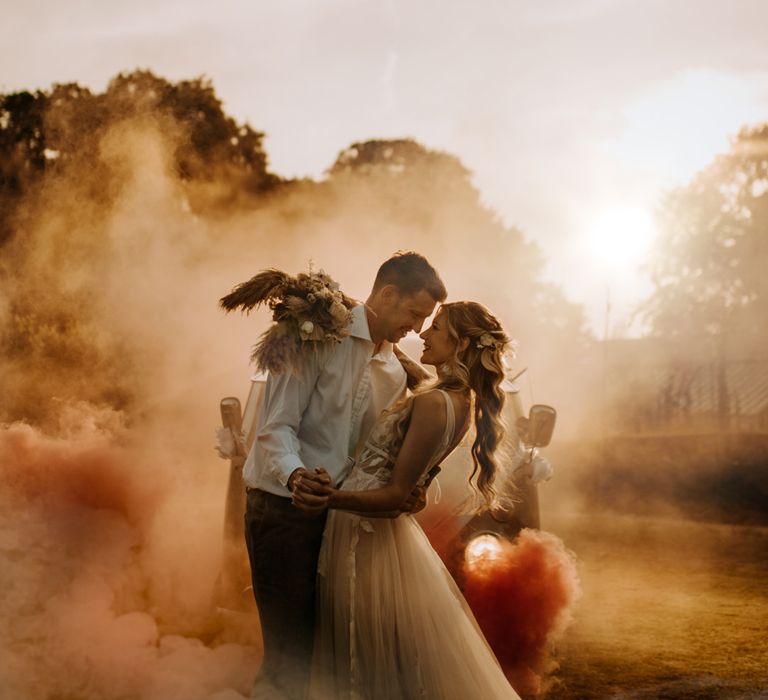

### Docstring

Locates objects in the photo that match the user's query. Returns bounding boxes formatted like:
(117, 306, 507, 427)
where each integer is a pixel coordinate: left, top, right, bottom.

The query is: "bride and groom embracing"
(239, 252, 520, 699)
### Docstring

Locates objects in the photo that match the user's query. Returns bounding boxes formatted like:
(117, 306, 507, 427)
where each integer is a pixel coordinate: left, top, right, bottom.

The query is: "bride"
(293, 301, 521, 699)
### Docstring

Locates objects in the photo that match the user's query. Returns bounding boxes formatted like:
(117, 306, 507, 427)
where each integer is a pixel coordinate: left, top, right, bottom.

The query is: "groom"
(242, 251, 446, 699)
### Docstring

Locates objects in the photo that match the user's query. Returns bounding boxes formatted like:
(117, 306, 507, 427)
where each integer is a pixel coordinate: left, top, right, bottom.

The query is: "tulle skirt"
(311, 510, 520, 700)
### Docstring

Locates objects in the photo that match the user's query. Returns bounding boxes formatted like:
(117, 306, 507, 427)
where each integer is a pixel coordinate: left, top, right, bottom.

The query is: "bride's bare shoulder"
(411, 390, 448, 421)
(412, 389, 446, 406)
(406, 391, 448, 444)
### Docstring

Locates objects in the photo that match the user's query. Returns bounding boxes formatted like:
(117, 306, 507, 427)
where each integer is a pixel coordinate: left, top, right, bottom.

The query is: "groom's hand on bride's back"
(290, 467, 333, 515)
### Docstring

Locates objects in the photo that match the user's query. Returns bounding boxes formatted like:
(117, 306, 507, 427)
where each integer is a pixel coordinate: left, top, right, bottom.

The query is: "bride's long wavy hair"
(386, 301, 511, 509)
(435, 302, 510, 508)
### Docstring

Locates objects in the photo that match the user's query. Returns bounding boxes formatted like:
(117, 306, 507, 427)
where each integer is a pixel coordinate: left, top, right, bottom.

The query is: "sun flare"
(584, 206, 656, 269)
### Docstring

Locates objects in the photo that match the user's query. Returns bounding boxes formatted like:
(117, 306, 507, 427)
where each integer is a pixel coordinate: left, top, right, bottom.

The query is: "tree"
(103, 71, 277, 194)
(642, 124, 768, 342)
(0, 71, 281, 425)
(0, 71, 280, 247)
(0, 90, 49, 246)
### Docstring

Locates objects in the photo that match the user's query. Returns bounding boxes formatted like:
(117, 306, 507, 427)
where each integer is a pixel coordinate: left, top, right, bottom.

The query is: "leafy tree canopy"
(0, 70, 279, 245)
(643, 124, 768, 341)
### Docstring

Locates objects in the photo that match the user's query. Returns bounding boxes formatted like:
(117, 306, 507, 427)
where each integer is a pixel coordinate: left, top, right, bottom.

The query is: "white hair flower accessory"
(477, 332, 496, 349)
(300, 320, 315, 336)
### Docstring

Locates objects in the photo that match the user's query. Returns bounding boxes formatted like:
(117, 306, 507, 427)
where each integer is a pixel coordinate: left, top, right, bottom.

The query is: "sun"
(584, 206, 657, 270)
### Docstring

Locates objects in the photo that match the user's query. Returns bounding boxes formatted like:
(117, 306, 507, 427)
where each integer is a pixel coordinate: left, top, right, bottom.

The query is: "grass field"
(541, 512, 768, 699)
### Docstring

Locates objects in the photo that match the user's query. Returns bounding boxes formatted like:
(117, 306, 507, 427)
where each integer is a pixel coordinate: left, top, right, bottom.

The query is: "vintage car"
(214, 366, 556, 611)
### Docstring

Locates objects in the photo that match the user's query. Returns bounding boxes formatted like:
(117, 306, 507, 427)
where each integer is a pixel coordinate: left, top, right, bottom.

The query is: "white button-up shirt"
(243, 304, 407, 497)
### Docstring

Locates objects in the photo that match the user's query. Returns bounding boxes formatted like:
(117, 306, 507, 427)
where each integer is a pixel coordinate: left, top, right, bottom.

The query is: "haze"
(4, 0, 768, 332)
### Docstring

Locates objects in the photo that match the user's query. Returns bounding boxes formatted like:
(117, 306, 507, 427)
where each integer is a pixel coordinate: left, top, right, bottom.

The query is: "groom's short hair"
(373, 251, 447, 302)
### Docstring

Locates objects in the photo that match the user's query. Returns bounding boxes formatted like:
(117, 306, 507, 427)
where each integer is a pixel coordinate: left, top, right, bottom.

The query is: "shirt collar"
(349, 304, 372, 341)
(349, 304, 395, 361)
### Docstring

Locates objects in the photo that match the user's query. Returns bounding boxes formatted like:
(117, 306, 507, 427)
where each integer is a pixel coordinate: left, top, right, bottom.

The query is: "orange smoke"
(1, 418, 159, 525)
(461, 529, 581, 696)
(0, 407, 259, 700)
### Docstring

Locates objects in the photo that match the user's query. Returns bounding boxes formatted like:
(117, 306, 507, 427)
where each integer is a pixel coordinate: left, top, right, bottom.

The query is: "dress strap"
(437, 389, 456, 447)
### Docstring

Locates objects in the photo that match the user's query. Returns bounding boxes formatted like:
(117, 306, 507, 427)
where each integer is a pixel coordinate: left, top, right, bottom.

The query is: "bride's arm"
(293, 391, 447, 515)
(332, 391, 446, 513)
(348, 464, 441, 519)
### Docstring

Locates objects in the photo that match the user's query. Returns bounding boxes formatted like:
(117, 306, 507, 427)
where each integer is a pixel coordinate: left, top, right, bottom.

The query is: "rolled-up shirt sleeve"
(255, 350, 324, 487)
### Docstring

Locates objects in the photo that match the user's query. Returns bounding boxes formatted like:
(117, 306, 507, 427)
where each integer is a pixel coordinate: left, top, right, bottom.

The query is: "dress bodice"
(341, 389, 456, 493)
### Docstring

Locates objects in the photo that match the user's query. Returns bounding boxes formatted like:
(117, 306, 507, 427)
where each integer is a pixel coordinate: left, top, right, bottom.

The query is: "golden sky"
(3, 0, 768, 333)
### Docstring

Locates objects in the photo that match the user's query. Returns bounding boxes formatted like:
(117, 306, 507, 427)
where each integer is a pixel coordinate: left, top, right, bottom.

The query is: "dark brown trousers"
(244, 488, 327, 700)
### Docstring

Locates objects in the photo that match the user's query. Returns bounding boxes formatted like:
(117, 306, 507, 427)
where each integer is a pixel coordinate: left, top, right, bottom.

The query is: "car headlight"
(464, 532, 503, 567)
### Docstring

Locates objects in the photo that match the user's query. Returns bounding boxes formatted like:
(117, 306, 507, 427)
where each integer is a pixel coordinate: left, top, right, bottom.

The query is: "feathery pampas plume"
(220, 268, 356, 374)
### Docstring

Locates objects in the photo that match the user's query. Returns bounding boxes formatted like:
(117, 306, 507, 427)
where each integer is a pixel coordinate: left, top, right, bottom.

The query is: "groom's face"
(379, 287, 437, 343)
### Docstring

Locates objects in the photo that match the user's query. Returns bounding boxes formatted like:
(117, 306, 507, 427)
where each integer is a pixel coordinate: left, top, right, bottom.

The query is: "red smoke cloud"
(0, 410, 258, 700)
(461, 529, 581, 696)
(1, 418, 159, 525)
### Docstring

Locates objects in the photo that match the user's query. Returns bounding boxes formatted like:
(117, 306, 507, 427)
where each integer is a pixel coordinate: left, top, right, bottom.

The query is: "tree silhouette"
(642, 124, 768, 342)
(0, 70, 279, 247)
(0, 90, 49, 246)
(0, 71, 283, 424)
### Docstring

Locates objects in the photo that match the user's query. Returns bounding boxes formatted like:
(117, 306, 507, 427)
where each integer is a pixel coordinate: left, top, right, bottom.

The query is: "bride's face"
(419, 311, 457, 366)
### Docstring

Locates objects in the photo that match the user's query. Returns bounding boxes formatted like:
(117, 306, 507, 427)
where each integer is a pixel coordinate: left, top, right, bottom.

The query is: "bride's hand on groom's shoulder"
(291, 467, 334, 515)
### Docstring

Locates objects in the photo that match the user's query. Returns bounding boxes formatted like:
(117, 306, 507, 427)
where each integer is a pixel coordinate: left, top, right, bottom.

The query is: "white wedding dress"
(311, 390, 520, 699)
